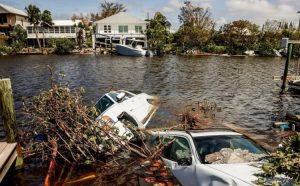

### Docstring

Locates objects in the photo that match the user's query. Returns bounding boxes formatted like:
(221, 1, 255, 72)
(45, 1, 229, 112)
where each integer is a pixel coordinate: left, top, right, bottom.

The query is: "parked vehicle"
(153, 129, 268, 186)
(95, 90, 158, 140)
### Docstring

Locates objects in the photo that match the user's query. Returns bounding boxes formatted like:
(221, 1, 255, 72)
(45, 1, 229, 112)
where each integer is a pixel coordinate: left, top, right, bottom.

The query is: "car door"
(161, 136, 198, 186)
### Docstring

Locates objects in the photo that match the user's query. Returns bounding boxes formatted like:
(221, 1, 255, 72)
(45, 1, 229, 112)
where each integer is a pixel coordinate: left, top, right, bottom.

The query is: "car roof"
(153, 128, 242, 138)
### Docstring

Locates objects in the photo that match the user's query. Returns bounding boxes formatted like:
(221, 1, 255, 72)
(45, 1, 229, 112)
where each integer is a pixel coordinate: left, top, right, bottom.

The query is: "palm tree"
(100, 1, 126, 19)
(25, 4, 42, 50)
(41, 10, 53, 51)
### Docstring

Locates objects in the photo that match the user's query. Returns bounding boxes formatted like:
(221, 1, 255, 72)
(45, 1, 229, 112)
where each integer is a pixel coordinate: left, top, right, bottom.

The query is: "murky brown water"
(0, 54, 299, 185)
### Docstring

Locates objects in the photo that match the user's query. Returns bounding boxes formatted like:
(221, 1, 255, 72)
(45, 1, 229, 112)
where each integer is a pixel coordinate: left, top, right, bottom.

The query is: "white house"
(93, 12, 148, 46)
(27, 20, 82, 40)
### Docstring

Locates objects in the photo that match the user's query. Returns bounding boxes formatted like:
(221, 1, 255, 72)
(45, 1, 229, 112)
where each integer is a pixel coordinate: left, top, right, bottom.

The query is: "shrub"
(54, 38, 75, 54)
(204, 45, 227, 54)
(0, 39, 12, 55)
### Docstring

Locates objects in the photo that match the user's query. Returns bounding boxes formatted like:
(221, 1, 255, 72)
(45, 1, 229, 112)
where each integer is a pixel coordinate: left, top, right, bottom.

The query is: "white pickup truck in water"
(95, 90, 158, 140)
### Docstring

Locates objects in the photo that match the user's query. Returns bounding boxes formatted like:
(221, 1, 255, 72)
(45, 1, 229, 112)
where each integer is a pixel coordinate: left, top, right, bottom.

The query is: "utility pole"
(298, 11, 300, 30)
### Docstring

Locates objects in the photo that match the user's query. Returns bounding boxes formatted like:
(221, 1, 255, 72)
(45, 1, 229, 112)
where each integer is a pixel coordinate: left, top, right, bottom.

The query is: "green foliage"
(222, 20, 260, 55)
(25, 4, 41, 26)
(177, 1, 214, 49)
(203, 45, 227, 54)
(11, 25, 27, 53)
(25, 4, 42, 50)
(54, 38, 75, 54)
(258, 133, 300, 185)
(146, 12, 172, 55)
(0, 43, 12, 55)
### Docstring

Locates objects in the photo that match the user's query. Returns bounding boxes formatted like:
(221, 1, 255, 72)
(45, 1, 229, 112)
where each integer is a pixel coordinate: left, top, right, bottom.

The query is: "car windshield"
(95, 95, 114, 113)
(194, 135, 267, 164)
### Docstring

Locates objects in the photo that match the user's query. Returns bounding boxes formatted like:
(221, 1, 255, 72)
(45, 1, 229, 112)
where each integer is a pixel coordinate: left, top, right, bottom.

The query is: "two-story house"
(0, 3, 28, 35)
(94, 12, 148, 47)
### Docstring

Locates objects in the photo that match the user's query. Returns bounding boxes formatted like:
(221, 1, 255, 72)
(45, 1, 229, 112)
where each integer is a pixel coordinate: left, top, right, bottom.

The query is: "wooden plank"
(274, 76, 300, 81)
(0, 143, 16, 171)
(0, 143, 7, 154)
(289, 40, 300, 44)
(0, 143, 17, 183)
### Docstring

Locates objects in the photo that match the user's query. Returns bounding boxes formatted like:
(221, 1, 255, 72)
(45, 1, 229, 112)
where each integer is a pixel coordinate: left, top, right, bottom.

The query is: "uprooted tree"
(18, 69, 179, 185)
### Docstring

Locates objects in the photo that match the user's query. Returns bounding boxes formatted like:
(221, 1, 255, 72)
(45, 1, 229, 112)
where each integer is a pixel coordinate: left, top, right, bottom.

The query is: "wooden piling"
(0, 79, 17, 143)
(281, 43, 293, 91)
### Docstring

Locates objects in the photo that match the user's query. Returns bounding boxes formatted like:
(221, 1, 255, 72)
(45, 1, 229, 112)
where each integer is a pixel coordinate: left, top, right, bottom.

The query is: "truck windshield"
(95, 96, 114, 113)
(194, 135, 267, 164)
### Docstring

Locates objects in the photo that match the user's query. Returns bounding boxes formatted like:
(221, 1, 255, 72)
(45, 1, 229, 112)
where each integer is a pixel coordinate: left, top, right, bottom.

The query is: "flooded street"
(0, 54, 299, 184)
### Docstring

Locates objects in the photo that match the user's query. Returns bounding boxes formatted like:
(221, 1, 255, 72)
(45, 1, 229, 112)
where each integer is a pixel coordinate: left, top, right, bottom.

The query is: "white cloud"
(216, 17, 227, 27)
(226, 0, 298, 25)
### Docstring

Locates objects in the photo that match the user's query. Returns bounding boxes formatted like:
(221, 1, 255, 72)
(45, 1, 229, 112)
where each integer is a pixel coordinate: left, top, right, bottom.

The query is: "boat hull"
(116, 44, 146, 57)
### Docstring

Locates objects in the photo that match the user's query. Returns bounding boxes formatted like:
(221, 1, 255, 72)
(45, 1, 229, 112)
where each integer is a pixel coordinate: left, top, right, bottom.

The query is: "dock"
(0, 142, 17, 182)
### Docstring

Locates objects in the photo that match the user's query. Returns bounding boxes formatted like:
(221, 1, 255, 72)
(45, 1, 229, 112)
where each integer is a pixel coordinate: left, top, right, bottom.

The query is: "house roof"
(52, 20, 82, 26)
(0, 3, 27, 17)
(94, 12, 147, 24)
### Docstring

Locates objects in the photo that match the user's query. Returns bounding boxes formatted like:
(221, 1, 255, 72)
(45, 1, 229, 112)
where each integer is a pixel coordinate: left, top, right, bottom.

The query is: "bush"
(256, 133, 300, 185)
(54, 38, 75, 54)
(204, 45, 227, 54)
(11, 40, 25, 53)
(0, 39, 12, 55)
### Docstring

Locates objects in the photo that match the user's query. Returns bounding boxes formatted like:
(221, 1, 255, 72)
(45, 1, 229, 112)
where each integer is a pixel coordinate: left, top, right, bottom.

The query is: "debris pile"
(205, 148, 266, 164)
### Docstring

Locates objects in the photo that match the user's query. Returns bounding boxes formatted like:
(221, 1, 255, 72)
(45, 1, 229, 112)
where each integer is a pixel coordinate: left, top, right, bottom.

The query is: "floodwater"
(0, 54, 299, 185)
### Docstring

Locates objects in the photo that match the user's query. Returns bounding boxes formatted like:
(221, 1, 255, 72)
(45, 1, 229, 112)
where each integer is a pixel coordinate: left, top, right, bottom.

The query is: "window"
(96, 96, 114, 113)
(104, 25, 111, 33)
(27, 26, 33, 34)
(194, 135, 266, 163)
(54, 26, 59, 33)
(0, 14, 7, 24)
(37, 27, 42, 33)
(65, 26, 71, 33)
(60, 26, 65, 33)
(70, 26, 75, 33)
(162, 137, 191, 162)
(49, 27, 54, 33)
(118, 25, 128, 33)
(135, 25, 142, 33)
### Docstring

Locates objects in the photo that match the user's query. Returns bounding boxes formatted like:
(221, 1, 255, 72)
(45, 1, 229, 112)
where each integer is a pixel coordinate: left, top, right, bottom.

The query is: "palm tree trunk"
(34, 25, 42, 51)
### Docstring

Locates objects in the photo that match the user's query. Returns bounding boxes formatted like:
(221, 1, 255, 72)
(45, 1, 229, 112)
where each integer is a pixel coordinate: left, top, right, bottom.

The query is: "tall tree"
(25, 4, 42, 50)
(146, 12, 172, 55)
(40, 10, 53, 51)
(177, 1, 214, 49)
(99, 1, 126, 19)
(222, 20, 259, 54)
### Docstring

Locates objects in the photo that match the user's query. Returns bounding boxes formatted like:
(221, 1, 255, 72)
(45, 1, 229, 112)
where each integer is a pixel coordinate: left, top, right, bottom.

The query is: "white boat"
(115, 40, 149, 57)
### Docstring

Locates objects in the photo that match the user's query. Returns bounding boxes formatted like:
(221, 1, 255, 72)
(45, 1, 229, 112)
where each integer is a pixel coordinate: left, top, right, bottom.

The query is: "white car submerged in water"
(95, 90, 158, 139)
(153, 129, 269, 186)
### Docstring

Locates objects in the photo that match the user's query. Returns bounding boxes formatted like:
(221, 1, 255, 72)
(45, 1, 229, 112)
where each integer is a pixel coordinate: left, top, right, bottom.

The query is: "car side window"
(162, 136, 191, 162)
(96, 96, 114, 113)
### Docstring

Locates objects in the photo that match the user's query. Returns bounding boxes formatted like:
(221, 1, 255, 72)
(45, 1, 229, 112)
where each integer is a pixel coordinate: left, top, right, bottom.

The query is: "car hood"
(205, 163, 261, 185)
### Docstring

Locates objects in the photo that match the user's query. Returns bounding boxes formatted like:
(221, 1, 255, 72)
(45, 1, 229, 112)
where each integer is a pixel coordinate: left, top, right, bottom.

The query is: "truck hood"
(206, 163, 261, 185)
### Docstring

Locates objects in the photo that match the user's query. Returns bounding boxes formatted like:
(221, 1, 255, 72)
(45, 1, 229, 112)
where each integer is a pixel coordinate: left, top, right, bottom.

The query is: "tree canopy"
(99, 1, 126, 20)
(146, 12, 172, 55)
(177, 1, 214, 48)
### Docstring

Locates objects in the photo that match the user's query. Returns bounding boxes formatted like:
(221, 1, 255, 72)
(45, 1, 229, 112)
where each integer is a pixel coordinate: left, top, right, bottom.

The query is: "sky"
(2, 0, 300, 30)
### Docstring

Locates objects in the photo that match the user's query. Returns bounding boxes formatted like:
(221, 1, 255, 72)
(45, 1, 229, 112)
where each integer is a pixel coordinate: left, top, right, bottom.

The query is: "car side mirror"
(116, 92, 126, 102)
(177, 157, 192, 166)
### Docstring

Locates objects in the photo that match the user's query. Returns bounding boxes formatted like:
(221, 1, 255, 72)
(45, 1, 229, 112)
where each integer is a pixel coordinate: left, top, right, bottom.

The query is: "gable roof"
(94, 12, 147, 24)
(0, 3, 27, 17)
